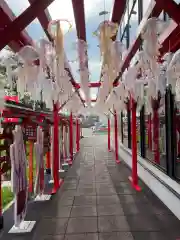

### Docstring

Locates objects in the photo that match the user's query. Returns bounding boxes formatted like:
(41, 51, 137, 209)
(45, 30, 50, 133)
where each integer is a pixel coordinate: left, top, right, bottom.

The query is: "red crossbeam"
(0, 0, 55, 51)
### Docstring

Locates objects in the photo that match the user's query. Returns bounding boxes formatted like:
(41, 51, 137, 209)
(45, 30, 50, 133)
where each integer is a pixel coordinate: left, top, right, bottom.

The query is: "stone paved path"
(2, 136, 180, 239)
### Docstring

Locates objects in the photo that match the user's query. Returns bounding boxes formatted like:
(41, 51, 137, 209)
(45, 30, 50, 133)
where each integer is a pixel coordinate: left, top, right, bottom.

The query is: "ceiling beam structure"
(0, 0, 84, 105)
(0, 0, 55, 51)
(0, 0, 34, 52)
(28, 0, 52, 41)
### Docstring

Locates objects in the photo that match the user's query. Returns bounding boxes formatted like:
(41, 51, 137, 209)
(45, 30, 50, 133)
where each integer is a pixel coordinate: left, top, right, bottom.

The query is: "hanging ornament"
(75, 39, 88, 70)
(48, 19, 72, 73)
(94, 21, 118, 89)
(111, 41, 124, 74)
(17, 45, 39, 64)
(167, 49, 180, 95)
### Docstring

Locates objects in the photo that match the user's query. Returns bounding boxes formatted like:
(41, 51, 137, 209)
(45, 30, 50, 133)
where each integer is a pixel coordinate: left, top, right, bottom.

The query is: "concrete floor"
(1, 135, 180, 239)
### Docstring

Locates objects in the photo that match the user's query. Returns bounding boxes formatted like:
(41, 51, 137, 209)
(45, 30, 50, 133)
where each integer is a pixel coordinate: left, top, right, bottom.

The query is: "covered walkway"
(2, 135, 180, 240)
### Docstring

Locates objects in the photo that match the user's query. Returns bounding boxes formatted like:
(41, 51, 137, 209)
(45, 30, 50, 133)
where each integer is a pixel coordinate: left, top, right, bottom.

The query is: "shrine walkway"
(2, 135, 180, 240)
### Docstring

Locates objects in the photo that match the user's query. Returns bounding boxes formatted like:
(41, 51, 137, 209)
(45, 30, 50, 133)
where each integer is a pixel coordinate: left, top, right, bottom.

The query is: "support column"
(28, 141, 34, 193)
(108, 117, 111, 151)
(114, 110, 120, 164)
(0, 154, 3, 229)
(52, 102, 62, 194)
(129, 98, 141, 191)
(140, 105, 146, 158)
(120, 112, 124, 143)
(76, 118, 80, 152)
(46, 151, 51, 174)
(69, 112, 73, 164)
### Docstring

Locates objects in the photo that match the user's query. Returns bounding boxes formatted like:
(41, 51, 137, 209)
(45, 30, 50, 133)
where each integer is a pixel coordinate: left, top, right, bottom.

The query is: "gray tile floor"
(2, 136, 180, 239)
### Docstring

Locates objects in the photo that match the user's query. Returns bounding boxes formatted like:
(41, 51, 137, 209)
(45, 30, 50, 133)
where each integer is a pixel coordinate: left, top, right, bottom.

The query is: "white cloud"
(48, 0, 114, 30)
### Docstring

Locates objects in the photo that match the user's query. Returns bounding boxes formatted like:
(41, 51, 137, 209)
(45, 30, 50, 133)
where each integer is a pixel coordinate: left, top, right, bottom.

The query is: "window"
(129, 1, 138, 45)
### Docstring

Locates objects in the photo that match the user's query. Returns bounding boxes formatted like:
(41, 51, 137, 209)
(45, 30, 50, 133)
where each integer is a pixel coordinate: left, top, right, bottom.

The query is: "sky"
(4, 0, 139, 99)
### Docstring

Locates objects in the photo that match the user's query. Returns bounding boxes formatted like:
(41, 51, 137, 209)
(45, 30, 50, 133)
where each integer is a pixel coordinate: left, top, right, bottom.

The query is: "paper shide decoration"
(10, 125, 28, 227)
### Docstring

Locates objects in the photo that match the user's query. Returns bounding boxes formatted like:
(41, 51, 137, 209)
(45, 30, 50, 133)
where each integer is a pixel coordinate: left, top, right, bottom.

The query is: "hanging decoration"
(9, 126, 36, 233)
(10, 126, 28, 227)
(34, 127, 50, 201)
(94, 20, 118, 90)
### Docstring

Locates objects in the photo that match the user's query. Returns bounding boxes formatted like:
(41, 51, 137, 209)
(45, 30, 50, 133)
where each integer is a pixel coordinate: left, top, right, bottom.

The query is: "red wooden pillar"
(76, 119, 80, 152)
(108, 117, 111, 151)
(52, 102, 63, 194)
(69, 112, 73, 164)
(129, 98, 141, 191)
(28, 141, 34, 193)
(114, 110, 120, 164)
(0, 157, 3, 229)
(64, 125, 67, 159)
(46, 151, 51, 174)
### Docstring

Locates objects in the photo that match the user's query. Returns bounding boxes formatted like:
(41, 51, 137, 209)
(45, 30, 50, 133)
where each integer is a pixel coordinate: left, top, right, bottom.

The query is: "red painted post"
(129, 98, 141, 191)
(108, 117, 111, 151)
(114, 110, 120, 164)
(52, 102, 63, 194)
(64, 125, 67, 159)
(46, 151, 51, 174)
(28, 141, 34, 193)
(0, 166, 3, 229)
(153, 109, 160, 164)
(76, 119, 80, 152)
(69, 112, 73, 164)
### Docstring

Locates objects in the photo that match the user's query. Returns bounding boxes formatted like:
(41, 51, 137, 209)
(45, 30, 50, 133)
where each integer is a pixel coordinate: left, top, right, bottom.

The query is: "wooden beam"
(154, 0, 180, 24)
(0, 0, 55, 51)
(0, 0, 33, 51)
(28, 0, 52, 41)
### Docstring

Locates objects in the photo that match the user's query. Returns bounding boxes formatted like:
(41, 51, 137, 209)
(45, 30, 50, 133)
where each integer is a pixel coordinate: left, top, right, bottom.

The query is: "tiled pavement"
(2, 136, 180, 239)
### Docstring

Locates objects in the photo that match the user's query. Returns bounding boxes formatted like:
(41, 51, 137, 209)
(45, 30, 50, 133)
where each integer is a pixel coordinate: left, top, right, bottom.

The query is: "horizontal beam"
(0, 0, 54, 51)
